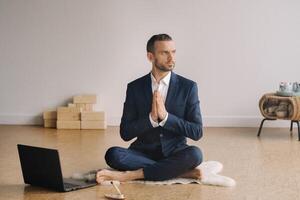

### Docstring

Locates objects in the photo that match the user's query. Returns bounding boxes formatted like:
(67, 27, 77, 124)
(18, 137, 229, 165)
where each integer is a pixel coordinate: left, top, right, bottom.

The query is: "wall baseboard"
(0, 114, 293, 127)
(0, 114, 43, 125)
(202, 116, 292, 127)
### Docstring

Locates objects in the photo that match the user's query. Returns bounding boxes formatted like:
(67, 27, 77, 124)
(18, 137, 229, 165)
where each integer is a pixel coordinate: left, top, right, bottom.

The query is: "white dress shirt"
(149, 72, 171, 127)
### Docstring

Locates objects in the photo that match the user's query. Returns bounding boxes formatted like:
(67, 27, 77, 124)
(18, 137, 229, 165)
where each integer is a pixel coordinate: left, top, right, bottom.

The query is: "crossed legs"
(97, 146, 203, 183)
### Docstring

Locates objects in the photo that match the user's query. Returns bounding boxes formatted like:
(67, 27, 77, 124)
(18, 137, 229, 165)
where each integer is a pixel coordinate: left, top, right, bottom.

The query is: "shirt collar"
(150, 72, 171, 86)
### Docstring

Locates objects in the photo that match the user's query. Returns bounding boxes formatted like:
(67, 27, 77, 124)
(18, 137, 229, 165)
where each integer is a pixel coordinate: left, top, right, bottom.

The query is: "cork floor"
(0, 125, 300, 200)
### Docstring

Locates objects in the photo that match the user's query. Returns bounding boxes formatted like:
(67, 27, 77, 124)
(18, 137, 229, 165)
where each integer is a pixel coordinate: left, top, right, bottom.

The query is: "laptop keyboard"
(64, 182, 80, 189)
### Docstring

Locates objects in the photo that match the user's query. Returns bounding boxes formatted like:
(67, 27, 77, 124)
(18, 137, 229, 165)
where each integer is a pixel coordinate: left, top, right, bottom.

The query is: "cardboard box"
(57, 121, 80, 129)
(43, 111, 57, 120)
(85, 104, 93, 111)
(81, 111, 105, 121)
(81, 121, 107, 129)
(57, 107, 81, 113)
(68, 103, 76, 107)
(57, 112, 80, 120)
(44, 119, 56, 128)
(75, 103, 93, 112)
(73, 95, 97, 104)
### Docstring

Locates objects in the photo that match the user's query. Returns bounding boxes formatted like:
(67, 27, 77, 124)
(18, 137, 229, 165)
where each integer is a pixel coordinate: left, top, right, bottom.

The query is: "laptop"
(17, 144, 97, 192)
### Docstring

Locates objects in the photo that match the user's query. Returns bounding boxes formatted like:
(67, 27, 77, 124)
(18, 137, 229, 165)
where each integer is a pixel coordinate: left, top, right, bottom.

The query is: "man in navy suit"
(96, 34, 203, 183)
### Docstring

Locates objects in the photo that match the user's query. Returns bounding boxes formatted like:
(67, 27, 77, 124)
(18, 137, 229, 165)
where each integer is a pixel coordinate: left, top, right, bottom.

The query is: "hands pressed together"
(150, 90, 167, 122)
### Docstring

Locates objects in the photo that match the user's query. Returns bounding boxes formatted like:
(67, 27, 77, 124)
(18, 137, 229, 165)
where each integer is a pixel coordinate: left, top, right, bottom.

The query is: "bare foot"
(96, 169, 127, 183)
(178, 168, 201, 179)
(96, 169, 144, 184)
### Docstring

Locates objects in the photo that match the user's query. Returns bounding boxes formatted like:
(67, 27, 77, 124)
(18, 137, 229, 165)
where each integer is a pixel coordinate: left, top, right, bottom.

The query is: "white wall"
(0, 0, 300, 127)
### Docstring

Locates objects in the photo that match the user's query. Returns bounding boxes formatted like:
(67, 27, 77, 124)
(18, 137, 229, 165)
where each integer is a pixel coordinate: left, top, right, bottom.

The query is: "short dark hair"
(146, 34, 173, 53)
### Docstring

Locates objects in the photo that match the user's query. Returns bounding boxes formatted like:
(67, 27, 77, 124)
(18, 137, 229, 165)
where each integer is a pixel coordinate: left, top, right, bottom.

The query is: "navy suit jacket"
(120, 72, 203, 157)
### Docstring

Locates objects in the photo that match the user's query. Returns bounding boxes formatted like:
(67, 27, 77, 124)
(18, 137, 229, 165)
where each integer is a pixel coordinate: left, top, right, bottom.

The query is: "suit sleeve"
(163, 82, 203, 141)
(119, 84, 154, 141)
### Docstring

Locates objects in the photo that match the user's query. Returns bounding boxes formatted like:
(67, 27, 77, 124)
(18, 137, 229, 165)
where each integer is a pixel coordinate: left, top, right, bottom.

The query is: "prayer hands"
(150, 91, 167, 122)
(156, 91, 167, 120)
(151, 91, 158, 122)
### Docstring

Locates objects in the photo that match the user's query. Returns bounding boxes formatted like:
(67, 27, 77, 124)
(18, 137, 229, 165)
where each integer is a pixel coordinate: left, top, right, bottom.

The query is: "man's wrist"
(159, 112, 168, 127)
(149, 113, 159, 127)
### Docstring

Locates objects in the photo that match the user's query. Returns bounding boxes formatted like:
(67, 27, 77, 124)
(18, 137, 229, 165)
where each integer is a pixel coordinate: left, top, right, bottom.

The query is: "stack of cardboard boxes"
(43, 95, 107, 130)
(57, 106, 81, 129)
(43, 111, 57, 128)
(81, 111, 106, 129)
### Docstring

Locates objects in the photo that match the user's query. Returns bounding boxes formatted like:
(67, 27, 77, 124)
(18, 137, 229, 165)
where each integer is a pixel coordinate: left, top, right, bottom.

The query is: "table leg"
(290, 120, 294, 132)
(295, 121, 300, 141)
(257, 118, 276, 137)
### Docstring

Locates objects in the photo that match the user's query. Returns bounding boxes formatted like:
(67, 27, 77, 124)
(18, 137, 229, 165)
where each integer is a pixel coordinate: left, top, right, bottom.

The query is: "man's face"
(149, 40, 176, 72)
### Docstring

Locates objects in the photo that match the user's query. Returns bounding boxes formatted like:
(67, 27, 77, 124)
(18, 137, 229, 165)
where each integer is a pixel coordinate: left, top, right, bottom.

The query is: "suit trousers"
(105, 145, 203, 181)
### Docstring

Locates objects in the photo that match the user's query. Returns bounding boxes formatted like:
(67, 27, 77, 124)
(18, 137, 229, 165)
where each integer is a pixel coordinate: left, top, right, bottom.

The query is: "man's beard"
(154, 60, 175, 72)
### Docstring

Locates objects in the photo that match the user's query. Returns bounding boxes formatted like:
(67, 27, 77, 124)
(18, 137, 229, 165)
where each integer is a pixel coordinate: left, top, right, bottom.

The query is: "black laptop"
(17, 144, 97, 192)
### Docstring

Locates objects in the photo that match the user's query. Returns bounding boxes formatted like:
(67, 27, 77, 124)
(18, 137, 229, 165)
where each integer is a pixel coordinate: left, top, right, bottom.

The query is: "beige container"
(81, 111, 105, 121)
(43, 111, 57, 120)
(44, 119, 56, 128)
(259, 93, 300, 120)
(57, 121, 81, 129)
(73, 95, 97, 104)
(81, 121, 107, 129)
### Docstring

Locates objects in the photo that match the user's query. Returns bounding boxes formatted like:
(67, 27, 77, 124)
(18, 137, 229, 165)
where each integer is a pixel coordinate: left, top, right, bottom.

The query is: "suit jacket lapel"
(165, 72, 178, 111)
(144, 73, 152, 109)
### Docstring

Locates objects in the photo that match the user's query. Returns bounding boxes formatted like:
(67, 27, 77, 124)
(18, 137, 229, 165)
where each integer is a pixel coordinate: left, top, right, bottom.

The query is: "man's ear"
(147, 52, 154, 62)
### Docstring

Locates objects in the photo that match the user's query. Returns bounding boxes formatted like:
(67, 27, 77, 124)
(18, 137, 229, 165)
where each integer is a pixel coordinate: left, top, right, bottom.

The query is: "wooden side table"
(257, 93, 300, 140)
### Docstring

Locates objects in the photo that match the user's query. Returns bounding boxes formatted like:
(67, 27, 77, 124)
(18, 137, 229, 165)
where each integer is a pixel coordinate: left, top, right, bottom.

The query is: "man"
(96, 34, 203, 183)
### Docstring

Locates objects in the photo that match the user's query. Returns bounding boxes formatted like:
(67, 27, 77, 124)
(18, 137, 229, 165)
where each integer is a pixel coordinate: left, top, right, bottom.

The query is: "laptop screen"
(17, 144, 65, 191)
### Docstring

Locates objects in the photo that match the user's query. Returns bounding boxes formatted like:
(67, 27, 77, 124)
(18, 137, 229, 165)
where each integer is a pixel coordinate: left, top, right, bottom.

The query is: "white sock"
(197, 161, 223, 174)
(201, 172, 236, 187)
